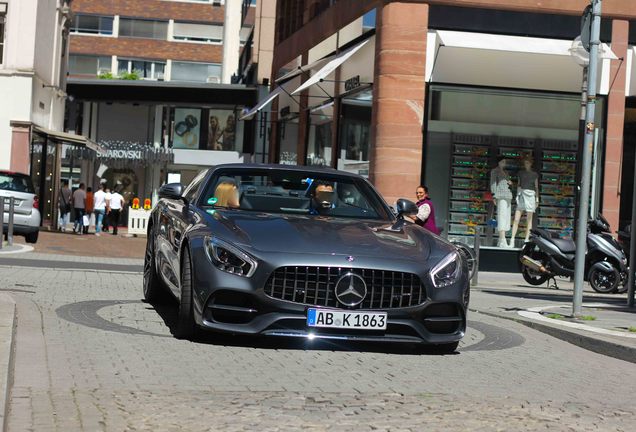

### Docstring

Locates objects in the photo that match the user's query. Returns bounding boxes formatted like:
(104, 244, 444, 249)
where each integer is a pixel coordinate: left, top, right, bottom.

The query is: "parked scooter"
(519, 214, 628, 293)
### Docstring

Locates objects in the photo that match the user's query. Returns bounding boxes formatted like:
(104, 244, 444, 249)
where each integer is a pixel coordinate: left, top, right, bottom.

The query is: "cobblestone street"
(2, 265, 636, 431)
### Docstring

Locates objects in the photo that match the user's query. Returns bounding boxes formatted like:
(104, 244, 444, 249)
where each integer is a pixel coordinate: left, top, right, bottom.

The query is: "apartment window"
(71, 14, 114, 35)
(119, 18, 168, 40)
(173, 22, 223, 43)
(0, 2, 6, 64)
(118, 59, 166, 80)
(171, 61, 221, 83)
(69, 55, 112, 76)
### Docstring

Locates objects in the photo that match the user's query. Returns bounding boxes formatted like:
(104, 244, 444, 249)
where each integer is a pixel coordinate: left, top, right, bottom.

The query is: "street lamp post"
(571, 0, 602, 317)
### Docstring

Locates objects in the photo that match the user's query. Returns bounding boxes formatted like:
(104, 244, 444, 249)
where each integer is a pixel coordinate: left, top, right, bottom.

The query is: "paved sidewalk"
(0, 294, 16, 432)
(471, 272, 636, 364)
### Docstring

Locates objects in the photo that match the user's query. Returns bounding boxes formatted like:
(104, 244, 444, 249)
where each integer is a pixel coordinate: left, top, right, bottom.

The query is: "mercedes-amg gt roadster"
(144, 164, 469, 352)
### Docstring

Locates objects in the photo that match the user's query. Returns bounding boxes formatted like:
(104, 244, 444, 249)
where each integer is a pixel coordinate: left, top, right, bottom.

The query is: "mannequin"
(490, 156, 513, 248)
(510, 157, 539, 245)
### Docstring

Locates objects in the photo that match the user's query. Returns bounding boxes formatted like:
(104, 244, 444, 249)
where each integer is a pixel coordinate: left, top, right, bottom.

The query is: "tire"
(435, 341, 460, 354)
(521, 266, 550, 286)
(143, 228, 168, 303)
(588, 266, 620, 294)
(452, 241, 476, 281)
(25, 231, 38, 244)
(520, 244, 550, 286)
(175, 247, 198, 340)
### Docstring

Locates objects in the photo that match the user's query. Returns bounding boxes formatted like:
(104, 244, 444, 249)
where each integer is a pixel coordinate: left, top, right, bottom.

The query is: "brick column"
(9, 121, 32, 175)
(369, 1, 428, 205)
(602, 20, 629, 230)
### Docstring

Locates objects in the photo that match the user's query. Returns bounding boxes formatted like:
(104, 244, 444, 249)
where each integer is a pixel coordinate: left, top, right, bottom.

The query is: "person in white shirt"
(93, 184, 107, 236)
(109, 189, 124, 235)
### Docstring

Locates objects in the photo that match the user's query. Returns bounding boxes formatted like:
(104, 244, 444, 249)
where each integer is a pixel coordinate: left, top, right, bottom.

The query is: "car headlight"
(430, 251, 461, 288)
(205, 237, 257, 277)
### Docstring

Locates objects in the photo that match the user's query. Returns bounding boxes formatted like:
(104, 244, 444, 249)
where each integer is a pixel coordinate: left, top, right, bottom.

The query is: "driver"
(309, 181, 336, 215)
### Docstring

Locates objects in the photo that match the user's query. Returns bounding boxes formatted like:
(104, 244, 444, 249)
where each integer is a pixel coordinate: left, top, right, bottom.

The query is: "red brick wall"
(71, 0, 226, 23)
(70, 36, 223, 63)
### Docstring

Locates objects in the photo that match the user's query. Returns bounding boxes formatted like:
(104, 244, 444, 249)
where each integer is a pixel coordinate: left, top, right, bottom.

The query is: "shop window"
(337, 88, 372, 177)
(69, 55, 112, 76)
(173, 22, 223, 43)
(424, 85, 605, 249)
(71, 14, 113, 35)
(119, 18, 168, 40)
(0, 2, 6, 64)
(277, 117, 299, 165)
(118, 59, 166, 80)
(171, 107, 243, 152)
(171, 61, 221, 83)
(306, 102, 333, 166)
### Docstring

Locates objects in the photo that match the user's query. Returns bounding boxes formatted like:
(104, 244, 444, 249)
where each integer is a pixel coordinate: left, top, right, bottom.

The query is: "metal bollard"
(0, 196, 4, 250)
(471, 228, 481, 287)
(7, 196, 14, 246)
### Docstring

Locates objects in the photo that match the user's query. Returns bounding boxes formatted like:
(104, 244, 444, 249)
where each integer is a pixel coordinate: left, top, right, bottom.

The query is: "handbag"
(83, 214, 90, 226)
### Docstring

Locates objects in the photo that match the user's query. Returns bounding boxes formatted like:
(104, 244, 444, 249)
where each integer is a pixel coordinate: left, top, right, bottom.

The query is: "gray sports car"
(144, 164, 469, 352)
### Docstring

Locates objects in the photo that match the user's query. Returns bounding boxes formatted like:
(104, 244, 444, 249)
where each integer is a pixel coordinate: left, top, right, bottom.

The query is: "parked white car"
(0, 170, 40, 243)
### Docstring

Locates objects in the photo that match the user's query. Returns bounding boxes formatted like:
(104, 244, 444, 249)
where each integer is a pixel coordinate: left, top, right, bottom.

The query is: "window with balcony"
(0, 2, 7, 64)
(173, 22, 223, 43)
(118, 59, 166, 80)
(69, 55, 112, 76)
(119, 18, 168, 40)
(70, 14, 114, 35)
(171, 61, 221, 83)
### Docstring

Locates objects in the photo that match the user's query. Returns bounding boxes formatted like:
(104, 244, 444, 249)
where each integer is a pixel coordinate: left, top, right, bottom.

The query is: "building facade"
(266, 0, 636, 269)
(65, 0, 258, 212)
(0, 0, 99, 226)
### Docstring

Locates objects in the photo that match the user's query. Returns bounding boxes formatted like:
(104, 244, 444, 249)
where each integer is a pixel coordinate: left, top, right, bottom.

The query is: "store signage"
(97, 148, 143, 160)
(345, 75, 361, 92)
(280, 105, 291, 117)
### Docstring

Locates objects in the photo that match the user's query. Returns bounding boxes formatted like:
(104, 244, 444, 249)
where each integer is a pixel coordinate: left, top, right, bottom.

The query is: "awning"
(239, 85, 289, 121)
(429, 30, 618, 94)
(291, 39, 369, 95)
(31, 125, 103, 152)
(275, 55, 334, 85)
(627, 46, 636, 96)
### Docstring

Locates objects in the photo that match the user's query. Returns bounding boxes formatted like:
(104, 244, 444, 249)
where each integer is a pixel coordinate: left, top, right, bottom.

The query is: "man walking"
(72, 183, 87, 234)
(93, 184, 107, 236)
(58, 180, 72, 231)
(109, 188, 124, 235)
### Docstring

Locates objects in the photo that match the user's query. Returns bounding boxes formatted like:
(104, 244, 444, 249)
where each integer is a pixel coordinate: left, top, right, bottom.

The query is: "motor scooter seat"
(551, 238, 576, 254)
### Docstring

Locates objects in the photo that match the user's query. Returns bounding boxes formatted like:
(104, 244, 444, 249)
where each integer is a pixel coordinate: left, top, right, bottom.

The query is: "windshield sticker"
(207, 197, 218, 205)
(206, 209, 216, 216)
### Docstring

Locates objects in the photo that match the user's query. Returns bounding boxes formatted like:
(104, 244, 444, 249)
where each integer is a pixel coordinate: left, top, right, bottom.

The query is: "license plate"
(307, 308, 387, 330)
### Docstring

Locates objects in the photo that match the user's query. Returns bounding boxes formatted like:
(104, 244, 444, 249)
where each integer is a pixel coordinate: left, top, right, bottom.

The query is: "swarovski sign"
(97, 148, 143, 160)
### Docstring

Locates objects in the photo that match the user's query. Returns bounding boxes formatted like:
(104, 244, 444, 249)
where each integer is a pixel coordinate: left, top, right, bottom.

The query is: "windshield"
(200, 169, 392, 220)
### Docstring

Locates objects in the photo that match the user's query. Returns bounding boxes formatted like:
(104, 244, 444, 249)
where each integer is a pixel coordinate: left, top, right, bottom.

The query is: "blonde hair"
(214, 182, 239, 207)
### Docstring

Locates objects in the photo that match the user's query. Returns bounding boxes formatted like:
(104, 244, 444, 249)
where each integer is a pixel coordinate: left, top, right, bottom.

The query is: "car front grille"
(263, 266, 427, 309)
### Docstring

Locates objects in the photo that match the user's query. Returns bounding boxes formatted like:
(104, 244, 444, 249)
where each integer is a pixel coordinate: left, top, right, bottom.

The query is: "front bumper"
(189, 244, 468, 345)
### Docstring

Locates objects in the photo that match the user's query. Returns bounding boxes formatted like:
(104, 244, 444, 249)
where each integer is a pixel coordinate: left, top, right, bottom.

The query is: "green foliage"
(628, 327, 636, 333)
(119, 70, 140, 80)
(98, 71, 114, 80)
(579, 315, 596, 321)
(546, 313, 565, 320)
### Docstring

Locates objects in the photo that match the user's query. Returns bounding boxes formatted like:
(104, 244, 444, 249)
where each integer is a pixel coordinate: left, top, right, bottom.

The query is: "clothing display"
(490, 169, 512, 200)
(516, 189, 537, 213)
(517, 170, 539, 191)
(496, 197, 511, 232)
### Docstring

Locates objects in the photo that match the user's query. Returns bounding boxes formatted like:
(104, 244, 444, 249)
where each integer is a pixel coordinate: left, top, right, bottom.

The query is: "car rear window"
(0, 172, 35, 194)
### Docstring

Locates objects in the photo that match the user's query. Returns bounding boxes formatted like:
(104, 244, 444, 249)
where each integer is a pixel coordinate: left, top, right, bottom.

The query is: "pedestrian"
(58, 180, 72, 232)
(83, 186, 94, 234)
(72, 183, 87, 234)
(414, 185, 440, 235)
(93, 184, 107, 237)
(103, 187, 112, 232)
(109, 188, 125, 235)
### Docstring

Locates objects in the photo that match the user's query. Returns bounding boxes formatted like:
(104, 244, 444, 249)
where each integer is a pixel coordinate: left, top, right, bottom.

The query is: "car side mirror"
(159, 183, 184, 201)
(396, 199, 418, 218)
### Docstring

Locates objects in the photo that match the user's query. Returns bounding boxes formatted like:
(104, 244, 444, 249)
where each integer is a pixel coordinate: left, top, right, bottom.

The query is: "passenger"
(310, 181, 336, 215)
(214, 182, 240, 208)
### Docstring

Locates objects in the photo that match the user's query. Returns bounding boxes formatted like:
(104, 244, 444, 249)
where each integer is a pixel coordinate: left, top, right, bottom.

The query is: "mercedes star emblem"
(346, 256, 355, 262)
(334, 272, 367, 307)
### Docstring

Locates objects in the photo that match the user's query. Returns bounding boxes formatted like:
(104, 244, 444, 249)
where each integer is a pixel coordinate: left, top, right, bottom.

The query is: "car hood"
(204, 211, 433, 260)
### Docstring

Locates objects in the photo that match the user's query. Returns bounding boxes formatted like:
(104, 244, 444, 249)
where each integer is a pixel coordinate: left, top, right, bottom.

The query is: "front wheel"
(588, 266, 620, 293)
(175, 247, 198, 340)
(25, 231, 38, 244)
(143, 231, 168, 303)
(521, 266, 550, 286)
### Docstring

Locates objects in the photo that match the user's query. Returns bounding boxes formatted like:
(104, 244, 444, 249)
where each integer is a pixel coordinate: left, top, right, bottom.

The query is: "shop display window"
(170, 107, 243, 152)
(306, 102, 333, 166)
(424, 85, 605, 249)
(277, 116, 299, 165)
(337, 88, 372, 177)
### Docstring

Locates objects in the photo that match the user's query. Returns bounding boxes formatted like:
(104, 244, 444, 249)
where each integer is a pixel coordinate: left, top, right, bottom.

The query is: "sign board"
(345, 75, 361, 92)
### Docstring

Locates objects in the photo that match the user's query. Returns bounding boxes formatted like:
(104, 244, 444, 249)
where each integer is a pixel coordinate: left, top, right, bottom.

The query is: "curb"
(0, 294, 16, 432)
(471, 307, 636, 365)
